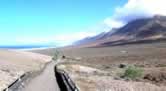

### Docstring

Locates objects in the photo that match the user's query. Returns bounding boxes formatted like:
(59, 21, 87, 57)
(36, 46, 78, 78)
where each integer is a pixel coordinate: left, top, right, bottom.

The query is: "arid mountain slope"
(74, 15, 166, 47)
(110, 15, 166, 39)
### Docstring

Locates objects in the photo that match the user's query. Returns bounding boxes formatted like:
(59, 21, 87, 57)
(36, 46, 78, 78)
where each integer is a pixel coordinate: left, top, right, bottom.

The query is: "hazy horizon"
(0, 0, 166, 47)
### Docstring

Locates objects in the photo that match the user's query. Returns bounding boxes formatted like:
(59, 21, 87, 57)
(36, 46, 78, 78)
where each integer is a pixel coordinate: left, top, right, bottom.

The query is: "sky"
(0, 0, 166, 46)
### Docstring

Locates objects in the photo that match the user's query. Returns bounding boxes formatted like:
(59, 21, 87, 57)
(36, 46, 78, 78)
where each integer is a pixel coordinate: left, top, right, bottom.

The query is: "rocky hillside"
(74, 15, 166, 47)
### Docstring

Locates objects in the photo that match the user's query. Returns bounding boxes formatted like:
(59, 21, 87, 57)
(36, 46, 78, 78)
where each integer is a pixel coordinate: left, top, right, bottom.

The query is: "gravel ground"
(21, 61, 60, 91)
(32, 42, 166, 91)
(0, 49, 51, 91)
(57, 63, 166, 91)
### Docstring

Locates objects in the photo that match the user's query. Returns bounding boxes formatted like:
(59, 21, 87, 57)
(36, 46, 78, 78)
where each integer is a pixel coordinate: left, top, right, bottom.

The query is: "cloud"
(13, 32, 98, 46)
(104, 0, 166, 28)
(15, 37, 56, 45)
(54, 32, 97, 46)
(16, 0, 166, 46)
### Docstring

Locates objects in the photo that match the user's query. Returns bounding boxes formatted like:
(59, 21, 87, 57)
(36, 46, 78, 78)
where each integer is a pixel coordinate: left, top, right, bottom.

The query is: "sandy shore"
(0, 49, 52, 90)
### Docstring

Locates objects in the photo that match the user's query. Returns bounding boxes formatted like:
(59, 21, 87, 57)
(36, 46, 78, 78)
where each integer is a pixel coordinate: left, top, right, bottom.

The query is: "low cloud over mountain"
(74, 15, 166, 47)
(104, 0, 166, 28)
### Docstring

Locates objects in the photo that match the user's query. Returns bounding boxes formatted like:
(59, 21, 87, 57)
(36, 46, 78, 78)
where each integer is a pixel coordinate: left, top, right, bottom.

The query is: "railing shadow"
(54, 66, 79, 91)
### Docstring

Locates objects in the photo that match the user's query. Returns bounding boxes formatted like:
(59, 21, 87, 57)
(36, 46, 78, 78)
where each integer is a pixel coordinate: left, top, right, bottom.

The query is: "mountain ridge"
(73, 15, 166, 47)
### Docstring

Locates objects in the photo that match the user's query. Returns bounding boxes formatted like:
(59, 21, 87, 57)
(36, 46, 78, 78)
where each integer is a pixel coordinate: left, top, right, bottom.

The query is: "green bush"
(52, 50, 60, 61)
(123, 66, 143, 80)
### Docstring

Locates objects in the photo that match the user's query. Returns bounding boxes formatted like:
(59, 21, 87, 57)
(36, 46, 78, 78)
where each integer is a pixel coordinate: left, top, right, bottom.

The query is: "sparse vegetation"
(123, 66, 143, 80)
(156, 64, 166, 67)
(52, 50, 60, 60)
(52, 49, 65, 61)
(36, 42, 166, 88)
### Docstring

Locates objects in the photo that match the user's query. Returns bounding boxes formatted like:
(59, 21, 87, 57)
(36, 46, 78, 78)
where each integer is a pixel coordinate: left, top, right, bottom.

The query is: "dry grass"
(57, 63, 166, 91)
(34, 42, 166, 91)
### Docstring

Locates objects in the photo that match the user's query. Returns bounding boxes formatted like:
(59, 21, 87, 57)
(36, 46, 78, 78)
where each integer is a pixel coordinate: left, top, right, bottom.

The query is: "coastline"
(16, 47, 57, 51)
(0, 46, 57, 52)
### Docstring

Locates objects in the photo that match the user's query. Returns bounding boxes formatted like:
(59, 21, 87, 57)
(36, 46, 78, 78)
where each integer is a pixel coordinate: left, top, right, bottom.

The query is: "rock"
(119, 64, 127, 68)
(144, 72, 166, 82)
(121, 51, 128, 54)
(62, 55, 66, 59)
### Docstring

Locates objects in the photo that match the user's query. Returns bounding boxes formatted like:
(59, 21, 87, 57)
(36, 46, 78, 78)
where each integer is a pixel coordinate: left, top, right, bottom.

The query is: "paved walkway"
(22, 61, 60, 91)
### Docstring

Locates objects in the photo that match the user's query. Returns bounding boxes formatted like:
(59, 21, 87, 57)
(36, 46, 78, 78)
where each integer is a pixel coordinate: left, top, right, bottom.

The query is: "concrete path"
(22, 61, 60, 91)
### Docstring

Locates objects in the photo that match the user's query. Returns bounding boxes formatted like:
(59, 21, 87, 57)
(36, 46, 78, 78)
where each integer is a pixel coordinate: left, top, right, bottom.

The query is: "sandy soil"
(34, 42, 166, 91)
(0, 49, 51, 91)
(57, 63, 165, 91)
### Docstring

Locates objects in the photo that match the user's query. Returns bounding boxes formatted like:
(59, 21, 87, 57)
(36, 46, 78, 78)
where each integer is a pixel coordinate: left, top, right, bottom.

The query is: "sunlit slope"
(0, 49, 51, 90)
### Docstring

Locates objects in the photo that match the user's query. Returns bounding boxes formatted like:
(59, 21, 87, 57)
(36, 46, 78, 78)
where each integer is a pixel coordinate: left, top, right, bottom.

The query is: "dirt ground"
(33, 42, 166, 91)
(57, 62, 166, 91)
(0, 49, 51, 90)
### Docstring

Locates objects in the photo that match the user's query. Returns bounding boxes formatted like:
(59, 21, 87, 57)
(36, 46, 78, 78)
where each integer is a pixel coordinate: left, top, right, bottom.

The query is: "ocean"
(0, 45, 55, 50)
